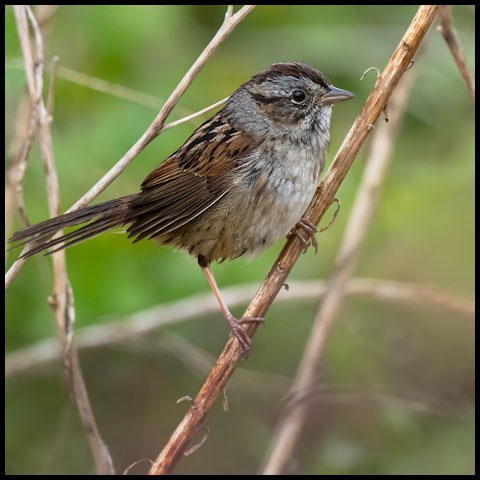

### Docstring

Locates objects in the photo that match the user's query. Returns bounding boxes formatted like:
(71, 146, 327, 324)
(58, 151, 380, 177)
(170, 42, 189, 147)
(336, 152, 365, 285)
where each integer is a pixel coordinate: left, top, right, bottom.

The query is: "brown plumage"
(126, 112, 258, 244)
(11, 111, 258, 260)
(10, 62, 354, 355)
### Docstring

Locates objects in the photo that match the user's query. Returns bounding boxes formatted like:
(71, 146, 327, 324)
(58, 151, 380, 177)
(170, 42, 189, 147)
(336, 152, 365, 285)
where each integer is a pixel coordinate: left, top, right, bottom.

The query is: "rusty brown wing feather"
(126, 111, 259, 242)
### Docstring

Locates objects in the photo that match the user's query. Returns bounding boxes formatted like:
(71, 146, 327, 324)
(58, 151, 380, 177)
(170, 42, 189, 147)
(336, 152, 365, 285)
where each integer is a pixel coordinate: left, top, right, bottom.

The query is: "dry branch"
(260, 43, 422, 475)
(438, 5, 475, 100)
(10, 6, 41, 228)
(12, 5, 115, 474)
(5, 91, 31, 255)
(147, 5, 439, 475)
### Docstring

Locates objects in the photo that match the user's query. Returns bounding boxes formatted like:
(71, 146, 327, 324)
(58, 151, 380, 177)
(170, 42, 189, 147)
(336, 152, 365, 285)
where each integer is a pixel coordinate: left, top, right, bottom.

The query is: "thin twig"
(70, 335, 115, 474)
(34, 4, 59, 37)
(260, 43, 423, 476)
(7, 58, 229, 131)
(5, 6, 58, 277)
(11, 5, 42, 228)
(46, 57, 59, 116)
(58, 64, 168, 111)
(13, 6, 115, 474)
(5, 4, 256, 289)
(6, 58, 176, 111)
(293, 386, 470, 420)
(438, 5, 475, 100)
(148, 5, 439, 474)
(5, 91, 31, 257)
(6, 59, 196, 115)
(159, 96, 229, 133)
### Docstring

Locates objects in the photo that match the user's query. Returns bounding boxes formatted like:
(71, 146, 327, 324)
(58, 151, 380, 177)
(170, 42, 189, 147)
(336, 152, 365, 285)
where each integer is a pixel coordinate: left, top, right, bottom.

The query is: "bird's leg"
(289, 218, 318, 254)
(199, 261, 263, 356)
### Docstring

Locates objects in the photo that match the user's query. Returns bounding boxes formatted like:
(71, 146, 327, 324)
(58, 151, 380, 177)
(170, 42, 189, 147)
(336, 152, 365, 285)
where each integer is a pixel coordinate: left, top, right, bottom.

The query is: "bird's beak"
(319, 85, 355, 105)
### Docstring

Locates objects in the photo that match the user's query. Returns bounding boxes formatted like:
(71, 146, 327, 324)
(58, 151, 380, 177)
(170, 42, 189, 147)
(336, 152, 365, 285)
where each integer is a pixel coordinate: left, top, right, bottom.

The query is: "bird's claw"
(289, 218, 318, 254)
(226, 314, 264, 359)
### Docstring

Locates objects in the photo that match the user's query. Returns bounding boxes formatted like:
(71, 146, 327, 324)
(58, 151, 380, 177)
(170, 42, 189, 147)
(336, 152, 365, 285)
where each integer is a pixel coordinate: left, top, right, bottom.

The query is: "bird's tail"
(9, 195, 137, 259)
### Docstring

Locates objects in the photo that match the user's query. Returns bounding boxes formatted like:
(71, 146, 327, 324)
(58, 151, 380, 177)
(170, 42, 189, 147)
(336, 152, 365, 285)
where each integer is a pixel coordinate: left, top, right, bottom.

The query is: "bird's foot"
(226, 314, 264, 359)
(289, 218, 318, 254)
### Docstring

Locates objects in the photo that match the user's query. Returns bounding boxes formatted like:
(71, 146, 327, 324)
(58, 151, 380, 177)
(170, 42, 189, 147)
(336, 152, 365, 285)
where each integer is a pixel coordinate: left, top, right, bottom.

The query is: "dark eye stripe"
(251, 93, 283, 104)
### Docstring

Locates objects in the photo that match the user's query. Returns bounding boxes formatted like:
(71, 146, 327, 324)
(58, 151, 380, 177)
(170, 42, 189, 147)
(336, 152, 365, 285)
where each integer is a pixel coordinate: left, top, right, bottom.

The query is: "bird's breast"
(233, 143, 326, 259)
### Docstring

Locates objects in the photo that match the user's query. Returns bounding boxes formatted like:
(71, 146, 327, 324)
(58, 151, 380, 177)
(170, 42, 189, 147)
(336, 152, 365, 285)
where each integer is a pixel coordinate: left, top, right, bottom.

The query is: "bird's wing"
(126, 111, 258, 242)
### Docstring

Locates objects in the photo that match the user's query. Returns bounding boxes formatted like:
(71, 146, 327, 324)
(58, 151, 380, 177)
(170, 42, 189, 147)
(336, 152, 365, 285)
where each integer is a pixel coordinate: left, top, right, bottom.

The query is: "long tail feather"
(9, 195, 136, 259)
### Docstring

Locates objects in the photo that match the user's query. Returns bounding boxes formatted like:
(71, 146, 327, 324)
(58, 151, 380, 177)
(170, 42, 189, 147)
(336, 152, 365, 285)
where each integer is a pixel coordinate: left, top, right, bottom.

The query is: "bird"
(9, 62, 354, 355)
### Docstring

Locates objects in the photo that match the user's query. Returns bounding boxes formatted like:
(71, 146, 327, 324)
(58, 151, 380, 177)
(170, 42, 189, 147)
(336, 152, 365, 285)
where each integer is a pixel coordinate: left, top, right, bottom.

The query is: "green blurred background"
(5, 5, 474, 475)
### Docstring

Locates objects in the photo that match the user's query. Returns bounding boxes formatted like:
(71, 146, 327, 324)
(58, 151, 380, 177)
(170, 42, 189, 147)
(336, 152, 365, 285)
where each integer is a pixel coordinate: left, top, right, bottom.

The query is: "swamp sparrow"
(10, 62, 354, 355)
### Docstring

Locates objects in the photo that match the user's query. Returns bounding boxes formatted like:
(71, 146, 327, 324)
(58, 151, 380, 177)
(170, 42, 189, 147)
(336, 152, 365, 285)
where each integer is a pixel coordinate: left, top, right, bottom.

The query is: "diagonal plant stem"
(13, 5, 115, 474)
(438, 5, 475, 100)
(147, 4, 439, 475)
(5, 59, 218, 115)
(260, 43, 423, 476)
(159, 96, 229, 133)
(5, 89, 31, 256)
(10, 6, 41, 229)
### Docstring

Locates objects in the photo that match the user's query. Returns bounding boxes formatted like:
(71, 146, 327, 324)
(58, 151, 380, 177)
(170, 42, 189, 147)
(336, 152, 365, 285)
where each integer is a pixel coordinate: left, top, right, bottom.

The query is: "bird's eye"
(291, 90, 306, 103)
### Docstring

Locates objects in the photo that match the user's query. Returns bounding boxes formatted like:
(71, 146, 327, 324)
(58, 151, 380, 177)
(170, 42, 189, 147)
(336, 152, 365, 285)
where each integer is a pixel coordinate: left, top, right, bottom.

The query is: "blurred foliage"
(5, 5, 474, 475)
